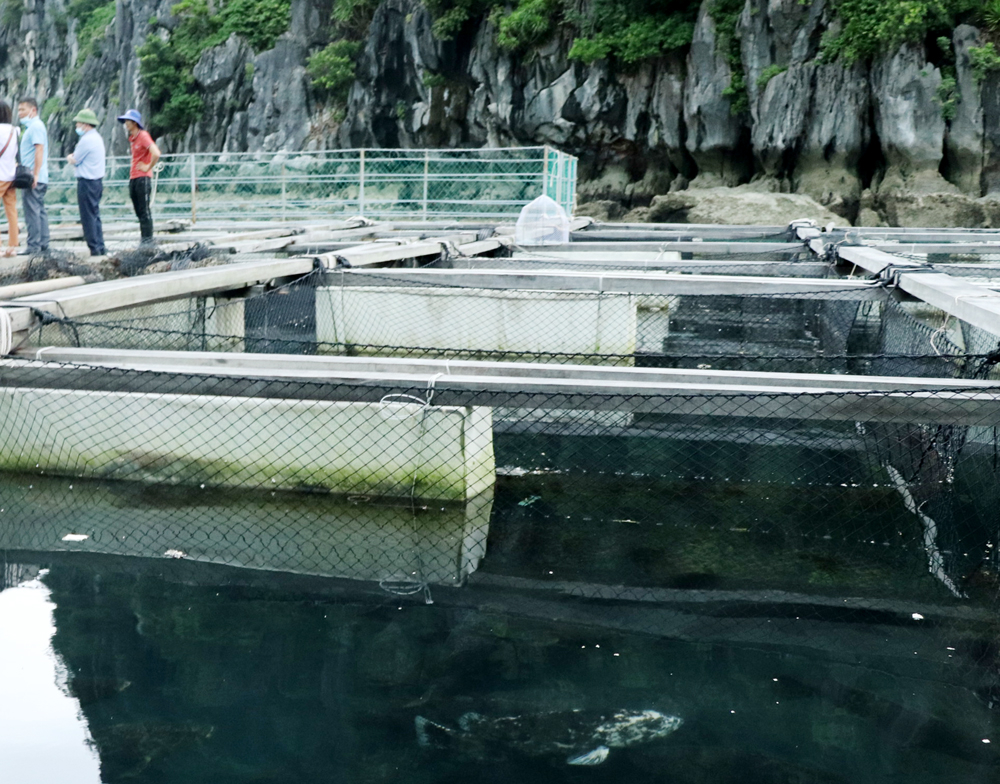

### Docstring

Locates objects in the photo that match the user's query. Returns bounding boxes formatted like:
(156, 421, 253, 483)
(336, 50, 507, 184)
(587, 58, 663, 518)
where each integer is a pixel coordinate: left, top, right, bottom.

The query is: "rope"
(929, 313, 952, 357)
(150, 160, 165, 206)
(377, 373, 446, 606)
(378, 374, 442, 419)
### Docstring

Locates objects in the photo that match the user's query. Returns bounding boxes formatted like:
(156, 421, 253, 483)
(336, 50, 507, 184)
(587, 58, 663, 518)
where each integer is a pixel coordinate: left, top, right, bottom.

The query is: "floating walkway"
(1, 217, 1000, 508)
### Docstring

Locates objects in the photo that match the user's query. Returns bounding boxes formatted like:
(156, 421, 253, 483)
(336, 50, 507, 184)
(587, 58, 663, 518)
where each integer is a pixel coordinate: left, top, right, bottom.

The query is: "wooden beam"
(327, 268, 884, 299)
(871, 243, 1000, 254)
(9, 349, 1000, 425)
(842, 230, 1000, 242)
(837, 245, 1000, 338)
(510, 241, 806, 254)
(0, 277, 88, 299)
(2, 357, 996, 425)
(314, 234, 475, 268)
(576, 223, 792, 239)
(836, 245, 924, 273)
(314, 233, 503, 268)
(455, 258, 832, 276)
(19, 348, 1000, 392)
(222, 236, 299, 253)
(3, 257, 316, 328)
(203, 227, 304, 243)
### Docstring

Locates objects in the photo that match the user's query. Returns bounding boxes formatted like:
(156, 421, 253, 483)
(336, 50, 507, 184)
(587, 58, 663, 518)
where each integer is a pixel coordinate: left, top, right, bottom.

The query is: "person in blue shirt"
(67, 108, 105, 256)
(16, 97, 49, 256)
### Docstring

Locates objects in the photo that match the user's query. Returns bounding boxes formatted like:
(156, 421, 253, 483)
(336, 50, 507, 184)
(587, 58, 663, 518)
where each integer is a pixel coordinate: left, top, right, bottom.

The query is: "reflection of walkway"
(0, 475, 492, 587)
(459, 573, 988, 673)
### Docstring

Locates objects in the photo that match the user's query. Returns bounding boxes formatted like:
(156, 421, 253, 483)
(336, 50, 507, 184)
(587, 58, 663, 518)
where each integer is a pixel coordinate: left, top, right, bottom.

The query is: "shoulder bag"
(12, 128, 34, 189)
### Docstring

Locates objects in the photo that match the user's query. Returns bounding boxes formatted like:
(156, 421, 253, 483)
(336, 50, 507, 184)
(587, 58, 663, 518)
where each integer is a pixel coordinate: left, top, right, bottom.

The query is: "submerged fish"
(415, 708, 682, 765)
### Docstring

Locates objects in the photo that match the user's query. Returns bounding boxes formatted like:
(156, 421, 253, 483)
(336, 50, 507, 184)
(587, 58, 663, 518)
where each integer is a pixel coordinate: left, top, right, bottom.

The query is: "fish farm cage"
(2, 218, 1000, 781)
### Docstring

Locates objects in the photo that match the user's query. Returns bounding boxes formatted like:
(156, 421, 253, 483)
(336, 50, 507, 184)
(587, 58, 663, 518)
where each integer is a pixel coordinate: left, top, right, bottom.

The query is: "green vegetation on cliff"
(138, 0, 291, 136)
(420, 0, 998, 73)
(567, 0, 699, 63)
(303, 0, 380, 116)
(69, 0, 116, 63)
(970, 41, 1000, 81)
(307, 40, 362, 103)
(821, 0, 982, 63)
(423, 0, 699, 63)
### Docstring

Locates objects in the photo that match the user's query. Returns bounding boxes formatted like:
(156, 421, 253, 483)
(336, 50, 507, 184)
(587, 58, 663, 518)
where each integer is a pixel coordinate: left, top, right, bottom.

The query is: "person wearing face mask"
(16, 97, 49, 256)
(66, 108, 106, 257)
(116, 109, 160, 246)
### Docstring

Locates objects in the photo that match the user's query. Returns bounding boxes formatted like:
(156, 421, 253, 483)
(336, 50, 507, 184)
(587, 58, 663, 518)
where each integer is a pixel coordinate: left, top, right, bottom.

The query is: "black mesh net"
(4, 234, 1000, 781)
(1, 361, 998, 628)
(15, 264, 997, 378)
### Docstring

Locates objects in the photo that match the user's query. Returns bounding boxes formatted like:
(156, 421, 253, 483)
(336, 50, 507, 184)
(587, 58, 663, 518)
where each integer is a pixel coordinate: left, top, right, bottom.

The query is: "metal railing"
(42, 147, 577, 223)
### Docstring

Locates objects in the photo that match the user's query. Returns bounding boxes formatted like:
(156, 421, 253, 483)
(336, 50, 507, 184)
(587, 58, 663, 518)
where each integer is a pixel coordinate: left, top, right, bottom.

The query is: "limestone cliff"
(0, 0, 997, 225)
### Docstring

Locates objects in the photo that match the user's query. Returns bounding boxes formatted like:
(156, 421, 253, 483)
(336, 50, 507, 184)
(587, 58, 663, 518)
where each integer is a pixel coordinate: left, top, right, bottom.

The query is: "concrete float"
(316, 285, 637, 358)
(0, 387, 495, 502)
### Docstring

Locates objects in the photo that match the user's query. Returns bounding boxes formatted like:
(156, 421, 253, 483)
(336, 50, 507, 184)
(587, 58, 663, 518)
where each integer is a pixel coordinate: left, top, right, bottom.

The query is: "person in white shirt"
(66, 108, 106, 257)
(0, 101, 20, 257)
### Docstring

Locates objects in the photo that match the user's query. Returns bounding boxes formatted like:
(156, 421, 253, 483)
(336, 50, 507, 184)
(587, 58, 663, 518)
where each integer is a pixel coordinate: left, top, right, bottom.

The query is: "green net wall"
(40, 148, 578, 223)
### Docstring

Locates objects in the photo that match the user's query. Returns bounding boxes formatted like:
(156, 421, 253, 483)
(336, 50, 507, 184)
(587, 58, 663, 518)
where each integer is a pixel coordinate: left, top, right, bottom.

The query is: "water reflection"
(1, 428, 999, 782)
(1, 556, 995, 784)
(0, 474, 491, 587)
(0, 565, 102, 782)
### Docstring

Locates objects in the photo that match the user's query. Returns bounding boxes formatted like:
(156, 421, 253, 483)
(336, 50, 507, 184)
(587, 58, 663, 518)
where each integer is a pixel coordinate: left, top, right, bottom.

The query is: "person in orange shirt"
(117, 109, 160, 246)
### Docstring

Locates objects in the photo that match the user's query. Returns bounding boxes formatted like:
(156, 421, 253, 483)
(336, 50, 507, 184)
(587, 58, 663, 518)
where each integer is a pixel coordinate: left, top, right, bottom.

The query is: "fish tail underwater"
(414, 715, 455, 749)
(414, 708, 684, 766)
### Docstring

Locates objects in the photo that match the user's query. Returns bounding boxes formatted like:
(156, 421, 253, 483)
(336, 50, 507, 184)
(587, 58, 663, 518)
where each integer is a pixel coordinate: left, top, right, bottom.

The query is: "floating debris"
(61, 533, 89, 542)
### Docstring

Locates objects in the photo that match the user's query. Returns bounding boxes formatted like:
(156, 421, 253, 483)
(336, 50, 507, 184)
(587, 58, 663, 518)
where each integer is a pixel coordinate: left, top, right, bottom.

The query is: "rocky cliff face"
(0, 0, 996, 225)
(0, 0, 329, 156)
(339, 0, 1000, 225)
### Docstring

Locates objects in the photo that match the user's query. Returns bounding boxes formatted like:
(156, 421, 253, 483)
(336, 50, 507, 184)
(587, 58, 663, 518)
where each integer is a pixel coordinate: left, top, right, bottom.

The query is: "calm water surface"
(1, 429, 998, 782)
(1, 547, 998, 783)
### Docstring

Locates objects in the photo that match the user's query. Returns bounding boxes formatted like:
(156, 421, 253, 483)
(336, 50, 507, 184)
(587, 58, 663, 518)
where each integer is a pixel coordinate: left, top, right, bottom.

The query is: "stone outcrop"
(647, 186, 843, 227)
(947, 25, 985, 195)
(682, 5, 747, 186)
(0, 0, 996, 225)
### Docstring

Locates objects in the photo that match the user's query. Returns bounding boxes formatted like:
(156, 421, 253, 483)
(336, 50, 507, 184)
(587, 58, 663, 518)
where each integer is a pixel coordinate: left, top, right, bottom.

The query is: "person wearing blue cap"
(117, 109, 160, 245)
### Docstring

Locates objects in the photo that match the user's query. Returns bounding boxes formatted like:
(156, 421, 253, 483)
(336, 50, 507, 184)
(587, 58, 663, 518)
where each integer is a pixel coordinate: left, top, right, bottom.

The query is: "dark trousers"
(23, 182, 49, 253)
(77, 177, 105, 256)
(129, 176, 153, 242)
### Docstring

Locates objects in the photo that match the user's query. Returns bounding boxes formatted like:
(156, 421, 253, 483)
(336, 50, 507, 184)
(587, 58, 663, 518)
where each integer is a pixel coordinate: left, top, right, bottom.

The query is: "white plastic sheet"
(515, 194, 570, 246)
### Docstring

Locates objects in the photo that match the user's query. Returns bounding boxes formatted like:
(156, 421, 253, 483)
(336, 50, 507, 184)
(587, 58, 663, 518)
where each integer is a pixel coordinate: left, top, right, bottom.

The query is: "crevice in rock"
(858, 103, 885, 192)
(734, 123, 755, 185)
(940, 135, 960, 191)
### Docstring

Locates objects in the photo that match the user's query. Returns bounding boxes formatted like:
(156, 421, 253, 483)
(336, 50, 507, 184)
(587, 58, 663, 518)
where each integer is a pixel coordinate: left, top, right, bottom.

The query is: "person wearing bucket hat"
(117, 108, 160, 245)
(67, 108, 106, 256)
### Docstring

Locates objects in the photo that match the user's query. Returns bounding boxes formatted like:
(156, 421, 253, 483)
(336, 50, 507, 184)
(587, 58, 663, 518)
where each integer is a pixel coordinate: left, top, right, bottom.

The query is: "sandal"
(0, 247, 15, 257)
